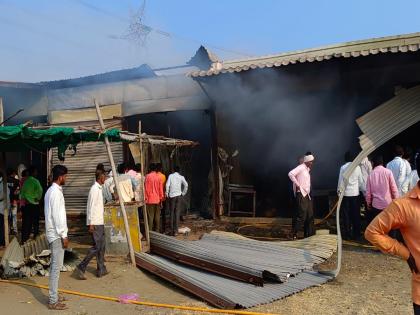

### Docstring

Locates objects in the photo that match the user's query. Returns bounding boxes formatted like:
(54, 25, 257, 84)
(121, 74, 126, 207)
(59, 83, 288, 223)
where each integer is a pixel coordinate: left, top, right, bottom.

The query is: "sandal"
(48, 302, 68, 310)
(58, 295, 68, 302)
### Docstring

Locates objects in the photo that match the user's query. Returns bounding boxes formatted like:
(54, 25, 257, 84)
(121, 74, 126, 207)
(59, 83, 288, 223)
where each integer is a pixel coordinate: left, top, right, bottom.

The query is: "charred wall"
(126, 111, 212, 216)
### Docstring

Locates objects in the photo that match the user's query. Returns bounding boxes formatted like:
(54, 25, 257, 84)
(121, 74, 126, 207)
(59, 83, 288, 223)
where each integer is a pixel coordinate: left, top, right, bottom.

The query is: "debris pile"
(136, 231, 337, 309)
(0, 235, 78, 279)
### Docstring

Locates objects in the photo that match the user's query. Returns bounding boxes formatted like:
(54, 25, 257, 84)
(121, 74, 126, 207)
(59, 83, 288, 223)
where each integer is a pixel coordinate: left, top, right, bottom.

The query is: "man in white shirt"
(109, 163, 135, 203)
(337, 152, 365, 240)
(132, 163, 144, 203)
(102, 170, 114, 203)
(166, 166, 188, 236)
(44, 165, 69, 311)
(387, 145, 411, 196)
(359, 156, 372, 194)
(76, 169, 108, 280)
(402, 152, 420, 194)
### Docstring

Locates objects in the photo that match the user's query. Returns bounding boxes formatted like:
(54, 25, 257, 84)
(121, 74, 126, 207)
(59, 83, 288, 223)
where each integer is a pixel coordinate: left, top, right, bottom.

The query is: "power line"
(71, 0, 254, 57)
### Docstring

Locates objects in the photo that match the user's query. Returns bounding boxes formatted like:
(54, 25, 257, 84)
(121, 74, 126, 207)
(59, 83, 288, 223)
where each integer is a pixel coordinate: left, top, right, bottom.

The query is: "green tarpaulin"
(0, 125, 124, 160)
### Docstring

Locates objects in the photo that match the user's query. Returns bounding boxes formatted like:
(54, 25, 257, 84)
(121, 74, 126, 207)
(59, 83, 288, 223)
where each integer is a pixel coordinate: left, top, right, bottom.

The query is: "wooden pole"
(196, 81, 221, 219)
(1, 153, 9, 246)
(209, 108, 220, 219)
(0, 100, 9, 246)
(138, 121, 150, 250)
(94, 100, 136, 266)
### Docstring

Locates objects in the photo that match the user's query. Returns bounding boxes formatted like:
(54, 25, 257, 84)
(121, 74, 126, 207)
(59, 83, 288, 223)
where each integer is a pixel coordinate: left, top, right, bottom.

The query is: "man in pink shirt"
(144, 163, 164, 232)
(365, 154, 399, 223)
(288, 154, 315, 239)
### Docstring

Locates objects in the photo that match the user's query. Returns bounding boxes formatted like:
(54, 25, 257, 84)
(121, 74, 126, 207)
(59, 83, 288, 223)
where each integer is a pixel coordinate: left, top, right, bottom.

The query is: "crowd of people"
(35, 161, 188, 310)
(0, 161, 189, 253)
(287, 145, 419, 242)
(288, 146, 420, 314)
(338, 145, 418, 241)
(97, 161, 188, 236)
(365, 150, 420, 315)
(0, 164, 43, 248)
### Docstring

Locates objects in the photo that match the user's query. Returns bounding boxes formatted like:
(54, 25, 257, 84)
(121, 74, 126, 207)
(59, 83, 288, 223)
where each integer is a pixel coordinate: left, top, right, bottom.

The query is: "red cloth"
(144, 172, 164, 204)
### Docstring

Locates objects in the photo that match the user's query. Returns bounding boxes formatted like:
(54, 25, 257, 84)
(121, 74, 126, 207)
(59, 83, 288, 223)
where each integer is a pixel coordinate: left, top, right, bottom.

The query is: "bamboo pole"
(1, 153, 9, 246)
(138, 121, 150, 250)
(94, 100, 136, 266)
(0, 99, 9, 246)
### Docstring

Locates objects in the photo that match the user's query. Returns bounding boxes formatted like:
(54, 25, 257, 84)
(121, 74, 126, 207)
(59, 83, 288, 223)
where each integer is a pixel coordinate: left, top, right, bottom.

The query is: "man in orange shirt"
(365, 152, 420, 314)
(144, 163, 164, 232)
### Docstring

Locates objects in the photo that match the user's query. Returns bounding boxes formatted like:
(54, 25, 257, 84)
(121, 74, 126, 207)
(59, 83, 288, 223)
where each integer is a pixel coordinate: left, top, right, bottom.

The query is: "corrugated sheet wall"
(50, 120, 123, 214)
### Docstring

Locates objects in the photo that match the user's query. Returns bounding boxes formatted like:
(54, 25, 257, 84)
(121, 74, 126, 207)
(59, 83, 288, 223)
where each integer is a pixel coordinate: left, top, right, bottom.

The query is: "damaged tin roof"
(136, 252, 331, 309)
(137, 232, 337, 309)
(189, 32, 420, 77)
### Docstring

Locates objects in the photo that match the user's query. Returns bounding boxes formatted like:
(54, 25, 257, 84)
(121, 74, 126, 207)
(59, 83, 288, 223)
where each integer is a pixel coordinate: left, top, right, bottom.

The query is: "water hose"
(0, 279, 278, 315)
(315, 201, 339, 226)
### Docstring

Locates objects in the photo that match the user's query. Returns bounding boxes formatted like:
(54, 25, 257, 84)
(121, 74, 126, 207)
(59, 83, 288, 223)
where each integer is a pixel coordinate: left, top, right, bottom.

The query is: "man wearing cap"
(288, 153, 315, 239)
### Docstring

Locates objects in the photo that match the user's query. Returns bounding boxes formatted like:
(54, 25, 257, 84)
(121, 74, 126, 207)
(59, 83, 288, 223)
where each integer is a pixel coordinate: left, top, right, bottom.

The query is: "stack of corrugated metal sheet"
(150, 232, 328, 284)
(136, 232, 336, 309)
(208, 230, 337, 260)
(136, 252, 331, 309)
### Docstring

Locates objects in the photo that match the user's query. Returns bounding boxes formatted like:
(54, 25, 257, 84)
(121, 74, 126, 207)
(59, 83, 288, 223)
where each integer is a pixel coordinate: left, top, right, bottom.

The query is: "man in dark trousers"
(20, 166, 43, 243)
(337, 151, 364, 240)
(76, 169, 108, 279)
(166, 166, 188, 236)
(144, 163, 164, 232)
(288, 154, 315, 239)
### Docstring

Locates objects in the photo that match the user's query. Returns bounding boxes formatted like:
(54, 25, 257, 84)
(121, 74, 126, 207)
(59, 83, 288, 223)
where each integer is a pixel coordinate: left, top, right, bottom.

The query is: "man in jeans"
(20, 166, 43, 243)
(44, 165, 69, 310)
(75, 169, 108, 279)
(166, 166, 188, 236)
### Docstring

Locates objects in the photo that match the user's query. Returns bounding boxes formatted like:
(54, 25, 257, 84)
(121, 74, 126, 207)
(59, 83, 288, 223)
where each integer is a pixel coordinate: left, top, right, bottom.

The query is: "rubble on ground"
(0, 235, 79, 279)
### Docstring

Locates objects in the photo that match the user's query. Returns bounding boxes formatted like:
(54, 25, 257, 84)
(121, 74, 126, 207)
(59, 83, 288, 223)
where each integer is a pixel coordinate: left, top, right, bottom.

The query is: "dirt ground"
(0, 241, 413, 315)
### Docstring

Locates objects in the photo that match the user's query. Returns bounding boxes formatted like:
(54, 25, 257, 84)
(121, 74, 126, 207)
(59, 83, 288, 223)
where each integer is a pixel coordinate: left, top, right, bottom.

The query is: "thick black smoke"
(202, 67, 361, 213)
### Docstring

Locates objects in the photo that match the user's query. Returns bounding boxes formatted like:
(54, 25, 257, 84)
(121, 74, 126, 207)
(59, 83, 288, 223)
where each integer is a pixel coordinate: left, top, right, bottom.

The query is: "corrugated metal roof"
(207, 231, 337, 261)
(22, 234, 49, 258)
(150, 232, 336, 284)
(40, 64, 156, 89)
(190, 32, 420, 77)
(0, 235, 50, 270)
